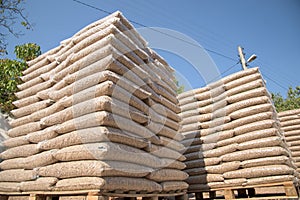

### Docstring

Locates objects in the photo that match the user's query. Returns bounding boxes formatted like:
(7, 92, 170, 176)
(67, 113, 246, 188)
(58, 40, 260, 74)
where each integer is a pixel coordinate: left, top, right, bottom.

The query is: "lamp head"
(247, 54, 257, 63)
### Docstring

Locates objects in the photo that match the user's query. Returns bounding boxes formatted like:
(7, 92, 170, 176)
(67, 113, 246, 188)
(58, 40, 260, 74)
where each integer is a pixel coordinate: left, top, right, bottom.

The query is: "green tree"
(15, 43, 41, 61)
(271, 86, 300, 112)
(0, 0, 32, 55)
(0, 43, 41, 113)
(174, 79, 184, 94)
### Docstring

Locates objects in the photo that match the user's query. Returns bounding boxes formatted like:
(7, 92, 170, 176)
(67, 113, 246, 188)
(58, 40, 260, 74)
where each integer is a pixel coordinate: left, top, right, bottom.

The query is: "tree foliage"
(271, 86, 300, 112)
(0, 43, 41, 113)
(15, 43, 41, 61)
(0, 58, 26, 112)
(0, 0, 32, 55)
(174, 79, 184, 94)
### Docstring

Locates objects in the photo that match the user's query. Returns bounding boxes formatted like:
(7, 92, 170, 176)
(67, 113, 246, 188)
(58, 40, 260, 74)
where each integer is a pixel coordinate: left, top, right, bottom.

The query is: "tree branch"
(0, 0, 32, 55)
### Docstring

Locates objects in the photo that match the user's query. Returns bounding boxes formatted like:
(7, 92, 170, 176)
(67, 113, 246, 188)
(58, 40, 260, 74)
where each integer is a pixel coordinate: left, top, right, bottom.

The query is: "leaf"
(21, 21, 28, 27)
(0, 43, 41, 113)
(271, 86, 300, 112)
(14, 43, 41, 61)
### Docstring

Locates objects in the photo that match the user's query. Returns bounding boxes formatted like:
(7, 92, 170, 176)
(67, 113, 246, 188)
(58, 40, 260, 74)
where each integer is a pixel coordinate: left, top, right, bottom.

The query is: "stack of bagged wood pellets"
(179, 67, 298, 192)
(0, 11, 188, 193)
(278, 109, 300, 173)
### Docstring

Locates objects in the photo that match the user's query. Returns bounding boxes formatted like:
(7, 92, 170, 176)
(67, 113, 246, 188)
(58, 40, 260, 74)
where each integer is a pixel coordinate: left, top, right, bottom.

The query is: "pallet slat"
(0, 191, 187, 200)
(283, 182, 298, 197)
(224, 189, 235, 199)
(191, 181, 299, 200)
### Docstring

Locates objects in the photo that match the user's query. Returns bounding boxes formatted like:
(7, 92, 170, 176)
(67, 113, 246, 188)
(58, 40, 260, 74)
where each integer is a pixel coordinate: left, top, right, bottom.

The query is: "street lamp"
(238, 46, 257, 70)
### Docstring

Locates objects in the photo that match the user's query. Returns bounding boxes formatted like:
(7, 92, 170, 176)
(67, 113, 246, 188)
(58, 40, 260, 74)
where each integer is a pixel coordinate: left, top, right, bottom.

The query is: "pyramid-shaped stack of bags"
(278, 109, 300, 174)
(0, 11, 188, 193)
(179, 67, 298, 192)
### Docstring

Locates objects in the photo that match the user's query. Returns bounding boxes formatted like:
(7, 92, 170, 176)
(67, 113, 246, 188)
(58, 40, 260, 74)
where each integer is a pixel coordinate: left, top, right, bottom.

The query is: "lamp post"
(238, 46, 257, 70)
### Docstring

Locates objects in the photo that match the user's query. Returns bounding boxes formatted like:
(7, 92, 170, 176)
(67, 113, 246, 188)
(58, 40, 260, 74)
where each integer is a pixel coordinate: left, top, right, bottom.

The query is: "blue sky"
(3, 0, 300, 96)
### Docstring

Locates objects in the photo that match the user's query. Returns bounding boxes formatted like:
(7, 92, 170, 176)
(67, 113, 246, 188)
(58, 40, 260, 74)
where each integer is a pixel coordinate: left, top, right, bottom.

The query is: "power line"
(256, 61, 298, 86)
(72, 0, 293, 93)
(248, 65, 290, 92)
(123, 1, 236, 61)
(242, 48, 298, 88)
(205, 61, 240, 86)
(71, 0, 237, 62)
(136, 1, 238, 57)
(220, 62, 240, 76)
(72, 0, 111, 15)
(246, 64, 289, 91)
(261, 73, 289, 91)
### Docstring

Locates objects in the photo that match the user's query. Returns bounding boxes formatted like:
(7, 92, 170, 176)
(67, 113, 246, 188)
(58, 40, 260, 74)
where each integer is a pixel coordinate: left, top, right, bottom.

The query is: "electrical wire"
(205, 61, 240, 85)
(220, 62, 240, 76)
(72, 0, 295, 93)
(247, 63, 289, 91)
(72, 0, 111, 15)
(137, 1, 238, 56)
(242, 48, 298, 88)
(124, 0, 237, 60)
(256, 60, 298, 86)
(261, 73, 289, 91)
(71, 0, 237, 62)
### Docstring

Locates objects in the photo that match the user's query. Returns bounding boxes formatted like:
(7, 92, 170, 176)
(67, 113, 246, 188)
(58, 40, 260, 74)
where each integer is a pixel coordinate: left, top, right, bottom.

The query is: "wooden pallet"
(0, 190, 188, 200)
(191, 181, 299, 200)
